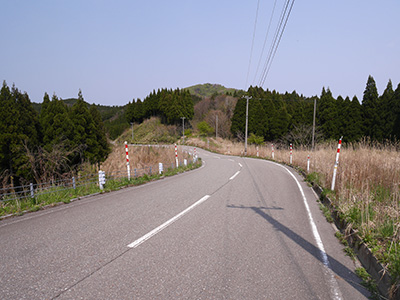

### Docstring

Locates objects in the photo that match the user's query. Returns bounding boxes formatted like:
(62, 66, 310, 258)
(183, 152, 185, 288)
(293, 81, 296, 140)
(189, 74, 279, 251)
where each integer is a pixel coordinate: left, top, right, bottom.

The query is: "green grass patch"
(319, 202, 334, 223)
(0, 160, 202, 218)
(355, 267, 380, 299)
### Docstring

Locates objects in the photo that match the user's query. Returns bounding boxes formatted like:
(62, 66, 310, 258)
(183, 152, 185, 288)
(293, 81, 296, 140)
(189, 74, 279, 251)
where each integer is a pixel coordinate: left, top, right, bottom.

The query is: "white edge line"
(280, 164, 343, 300)
(127, 195, 211, 248)
(229, 171, 240, 180)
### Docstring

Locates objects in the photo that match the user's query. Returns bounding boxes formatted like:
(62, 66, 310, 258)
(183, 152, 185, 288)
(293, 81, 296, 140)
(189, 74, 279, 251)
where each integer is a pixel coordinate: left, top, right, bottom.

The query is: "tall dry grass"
(100, 143, 192, 174)
(188, 136, 400, 281)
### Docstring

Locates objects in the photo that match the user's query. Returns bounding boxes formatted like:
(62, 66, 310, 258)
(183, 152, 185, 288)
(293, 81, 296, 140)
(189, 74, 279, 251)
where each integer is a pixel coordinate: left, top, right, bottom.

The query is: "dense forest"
(0, 81, 110, 185)
(125, 88, 195, 125)
(230, 76, 400, 145)
(2, 75, 399, 185)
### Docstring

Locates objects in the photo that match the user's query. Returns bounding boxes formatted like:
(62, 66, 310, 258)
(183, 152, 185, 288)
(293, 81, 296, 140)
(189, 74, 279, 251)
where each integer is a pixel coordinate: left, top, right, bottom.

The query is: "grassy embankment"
(188, 136, 400, 292)
(0, 145, 199, 217)
(0, 118, 198, 218)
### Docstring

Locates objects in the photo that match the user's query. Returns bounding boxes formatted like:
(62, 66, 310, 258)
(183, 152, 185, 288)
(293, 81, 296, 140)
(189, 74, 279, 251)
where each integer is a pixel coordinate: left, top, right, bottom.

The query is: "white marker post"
(257, 146, 259, 157)
(159, 163, 163, 174)
(307, 155, 310, 173)
(175, 144, 179, 168)
(194, 147, 197, 163)
(99, 170, 106, 190)
(125, 141, 131, 180)
(331, 137, 343, 191)
(289, 143, 293, 165)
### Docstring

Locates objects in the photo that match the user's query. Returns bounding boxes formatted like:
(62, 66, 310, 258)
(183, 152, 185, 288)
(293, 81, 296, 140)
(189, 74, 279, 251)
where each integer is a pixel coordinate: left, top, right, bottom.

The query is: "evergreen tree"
(348, 96, 364, 141)
(391, 83, 400, 139)
(248, 98, 266, 137)
(143, 90, 160, 118)
(336, 96, 346, 137)
(0, 82, 40, 182)
(317, 87, 339, 140)
(40, 93, 74, 150)
(69, 90, 98, 166)
(270, 106, 290, 140)
(125, 100, 136, 123)
(230, 97, 246, 138)
(135, 99, 144, 123)
(0, 82, 19, 177)
(380, 79, 395, 139)
(362, 75, 381, 139)
(89, 104, 110, 166)
(261, 98, 277, 140)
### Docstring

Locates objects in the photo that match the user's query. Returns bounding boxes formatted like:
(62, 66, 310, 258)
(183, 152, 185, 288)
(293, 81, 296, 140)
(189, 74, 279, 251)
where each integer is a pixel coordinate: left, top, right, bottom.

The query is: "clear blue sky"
(1, 0, 399, 106)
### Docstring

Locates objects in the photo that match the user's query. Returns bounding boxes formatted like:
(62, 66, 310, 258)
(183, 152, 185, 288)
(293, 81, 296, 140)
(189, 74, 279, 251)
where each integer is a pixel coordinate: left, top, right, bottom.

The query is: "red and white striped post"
(331, 136, 343, 190)
(307, 154, 310, 173)
(194, 147, 197, 163)
(125, 141, 131, 180)
(271, 144, 274, 160)
(289, 143, 293, 164)
(175, 144, 178, 168)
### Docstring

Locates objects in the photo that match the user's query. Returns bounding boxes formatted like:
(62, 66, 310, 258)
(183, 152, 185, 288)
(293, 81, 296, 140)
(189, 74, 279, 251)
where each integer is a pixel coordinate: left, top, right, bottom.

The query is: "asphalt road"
(0, 147, 371, 299)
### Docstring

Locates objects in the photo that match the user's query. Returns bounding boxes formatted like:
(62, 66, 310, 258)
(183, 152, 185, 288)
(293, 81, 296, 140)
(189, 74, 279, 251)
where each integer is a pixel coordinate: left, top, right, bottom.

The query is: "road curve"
(0, 147, 370, 299)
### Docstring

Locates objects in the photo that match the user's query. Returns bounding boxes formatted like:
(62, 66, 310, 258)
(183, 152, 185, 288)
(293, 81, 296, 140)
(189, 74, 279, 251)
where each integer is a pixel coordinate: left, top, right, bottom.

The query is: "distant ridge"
(185, 83, 239, 98)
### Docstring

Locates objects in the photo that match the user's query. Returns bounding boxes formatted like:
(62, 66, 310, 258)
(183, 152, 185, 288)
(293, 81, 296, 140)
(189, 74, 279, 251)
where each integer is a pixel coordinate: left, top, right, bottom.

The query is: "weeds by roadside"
(187, 136, 400, 295)
(355, 267, 381, 300)
(0, 160, 201, 218)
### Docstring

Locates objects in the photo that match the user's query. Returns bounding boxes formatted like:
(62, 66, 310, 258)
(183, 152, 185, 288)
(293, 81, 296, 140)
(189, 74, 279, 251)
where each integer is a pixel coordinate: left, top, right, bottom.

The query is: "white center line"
(238, 163, 243, 168)
(229, 171, 240, 180)
(127, 195, 211, 248)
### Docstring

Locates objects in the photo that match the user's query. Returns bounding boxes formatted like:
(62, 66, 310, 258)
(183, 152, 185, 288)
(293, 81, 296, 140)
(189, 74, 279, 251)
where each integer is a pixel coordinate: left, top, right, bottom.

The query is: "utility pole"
(244, 96, 252, 155)
(181, 117, 185, 144)
(312, 98, 316, 151)
(130, 122, 134, 142)
(215, 114, 218, 138)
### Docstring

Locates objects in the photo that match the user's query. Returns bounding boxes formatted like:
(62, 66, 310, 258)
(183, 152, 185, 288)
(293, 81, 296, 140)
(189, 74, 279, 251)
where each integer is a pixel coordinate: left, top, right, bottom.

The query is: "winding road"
(0, 147, 370, 299)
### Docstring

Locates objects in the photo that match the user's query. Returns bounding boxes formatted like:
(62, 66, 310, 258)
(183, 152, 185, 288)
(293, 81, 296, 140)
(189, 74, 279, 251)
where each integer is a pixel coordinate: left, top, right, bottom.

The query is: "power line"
(261, 0, 295, 87)
(245, 0, 261, 90)
(258, 0, 291, 86)
(252, 0, 278, 85)
(258, 0, 296, 87)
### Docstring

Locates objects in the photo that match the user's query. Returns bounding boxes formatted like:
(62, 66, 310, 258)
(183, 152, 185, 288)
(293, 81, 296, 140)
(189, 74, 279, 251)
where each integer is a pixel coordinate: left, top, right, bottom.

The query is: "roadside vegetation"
(187, 136, 400, 294)
(0, 145, 200, 218)
(2, 75, 400, 294)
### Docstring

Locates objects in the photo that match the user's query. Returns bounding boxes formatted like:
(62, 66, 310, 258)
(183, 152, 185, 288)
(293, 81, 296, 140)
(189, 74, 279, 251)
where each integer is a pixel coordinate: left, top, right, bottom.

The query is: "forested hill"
(184, 83, 240, 98)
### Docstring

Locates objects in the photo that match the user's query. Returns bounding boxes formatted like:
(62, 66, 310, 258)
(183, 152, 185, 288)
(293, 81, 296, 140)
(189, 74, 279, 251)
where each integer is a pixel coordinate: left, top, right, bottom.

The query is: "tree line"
(0, 81, 110, 185)
(125, 88, 194, 125)
(231, 76, 400, 145)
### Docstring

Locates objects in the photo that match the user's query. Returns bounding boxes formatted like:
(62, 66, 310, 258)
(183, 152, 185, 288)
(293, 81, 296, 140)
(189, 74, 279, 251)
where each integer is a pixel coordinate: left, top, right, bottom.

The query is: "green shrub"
(248, 133, 264, 145)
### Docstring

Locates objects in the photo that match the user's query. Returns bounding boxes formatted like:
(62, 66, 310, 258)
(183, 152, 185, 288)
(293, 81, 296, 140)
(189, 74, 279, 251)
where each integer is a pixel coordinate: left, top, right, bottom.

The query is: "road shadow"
(227, 204, 370, 298)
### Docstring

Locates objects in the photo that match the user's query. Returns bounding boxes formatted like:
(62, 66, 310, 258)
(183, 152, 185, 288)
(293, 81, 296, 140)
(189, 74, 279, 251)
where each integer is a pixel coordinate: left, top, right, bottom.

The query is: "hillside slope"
(185, 83, 239, 98)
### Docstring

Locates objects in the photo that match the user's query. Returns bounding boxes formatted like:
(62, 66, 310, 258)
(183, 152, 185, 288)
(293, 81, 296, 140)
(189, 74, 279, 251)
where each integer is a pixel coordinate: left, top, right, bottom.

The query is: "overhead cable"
(245, 0, 261, 90)
(258, 0, 296, 87)
(252, 0, 278, 85)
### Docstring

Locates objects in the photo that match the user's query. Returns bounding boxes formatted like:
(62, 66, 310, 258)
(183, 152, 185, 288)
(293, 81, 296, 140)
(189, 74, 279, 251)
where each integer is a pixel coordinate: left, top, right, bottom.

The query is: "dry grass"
(188, 136, 400, 282)
(100, 143, 192, 174)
